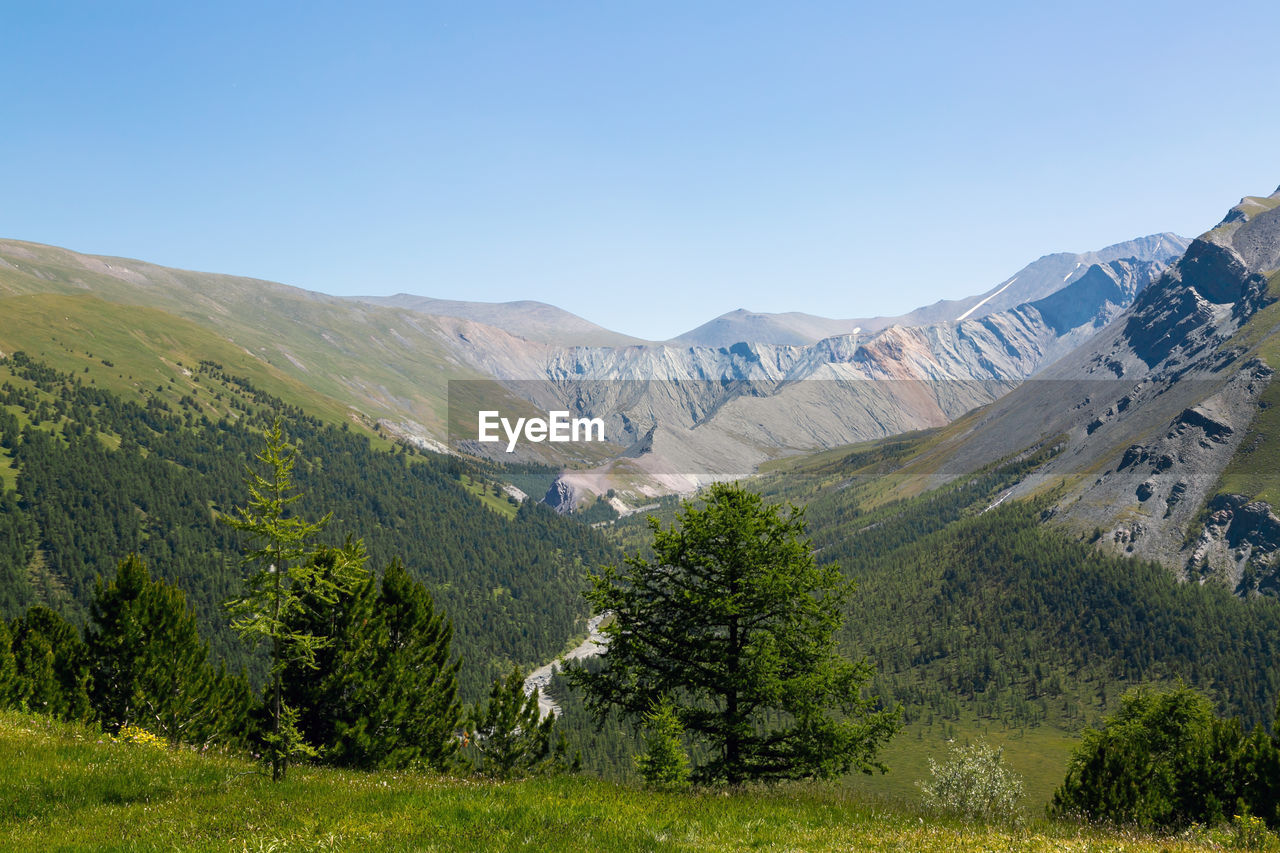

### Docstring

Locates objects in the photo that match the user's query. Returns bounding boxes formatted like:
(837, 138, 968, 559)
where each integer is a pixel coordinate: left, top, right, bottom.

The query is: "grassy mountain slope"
(0, 239, 484, 437)
(0, 239, 647, 469)
(0, 292, 368, 431)
(360, 292, 649, 347)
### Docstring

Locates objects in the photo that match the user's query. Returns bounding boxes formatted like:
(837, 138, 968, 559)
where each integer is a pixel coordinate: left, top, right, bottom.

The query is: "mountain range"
(7, 182, 1280, 798)
(6, 186, 1280, 595)
(0, 230, 1188, 505)
(670, 233, 1187, 347)
(424, 237, 1186, 504)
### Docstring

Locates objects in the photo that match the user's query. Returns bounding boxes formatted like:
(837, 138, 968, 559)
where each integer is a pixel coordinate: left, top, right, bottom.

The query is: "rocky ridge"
(900, 186, 1280, 594)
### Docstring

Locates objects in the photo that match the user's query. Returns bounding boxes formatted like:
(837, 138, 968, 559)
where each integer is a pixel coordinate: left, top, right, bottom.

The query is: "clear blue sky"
(3, 1, 1278, 340)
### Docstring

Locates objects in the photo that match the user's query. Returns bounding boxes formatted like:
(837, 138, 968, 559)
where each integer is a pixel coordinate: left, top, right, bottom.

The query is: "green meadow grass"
(0, 710, 1239, 852)
(0, 451, 15, 492)
(843, 719, 1079, 810)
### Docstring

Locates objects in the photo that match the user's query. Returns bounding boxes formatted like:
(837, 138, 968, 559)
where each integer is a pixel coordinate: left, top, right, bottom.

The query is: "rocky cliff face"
(1188, 493, 1280, 594)
(905, 186, 1280, 595)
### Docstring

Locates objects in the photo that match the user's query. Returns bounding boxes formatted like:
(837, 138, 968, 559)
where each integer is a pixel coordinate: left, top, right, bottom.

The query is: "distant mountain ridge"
(431, 252, 1178, 506)
(356, 293, 650, 348)
(670, 233, 1189, 347)
(0, 224, 1188, 506)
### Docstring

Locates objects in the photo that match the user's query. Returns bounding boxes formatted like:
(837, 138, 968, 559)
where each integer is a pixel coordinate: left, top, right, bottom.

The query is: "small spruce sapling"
(634, 695, 691, 791)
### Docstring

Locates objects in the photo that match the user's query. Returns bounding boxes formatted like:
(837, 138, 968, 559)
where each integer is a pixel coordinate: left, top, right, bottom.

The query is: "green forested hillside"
(9, 329, 1280, 806)
(720, 441, 1275, 729)
(0, 352, 616, 699)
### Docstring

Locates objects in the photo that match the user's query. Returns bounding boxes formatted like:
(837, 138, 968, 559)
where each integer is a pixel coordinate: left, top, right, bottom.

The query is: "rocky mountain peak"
(901, 185, 1280, 598)
(1217, 186, 1280, 230)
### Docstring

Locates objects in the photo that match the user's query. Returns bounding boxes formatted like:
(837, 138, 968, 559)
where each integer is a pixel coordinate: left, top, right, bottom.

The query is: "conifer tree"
(634, 695, 691, 790)
(1052, 684, 1221, 827)
(85, 554, 252, 746)
(1238, 709, 1280, 827)
(337, 558, 461, 770)
(0, 619, 17, 708)
(223, 420, 363, 780)
(571, 482, 900, 785)
(186, 662, 256, 751)
(468, 667, 555, 779)
(280, 541, 375, 756)
(284, 550, 462, 770)
(8, 606, 91, 721)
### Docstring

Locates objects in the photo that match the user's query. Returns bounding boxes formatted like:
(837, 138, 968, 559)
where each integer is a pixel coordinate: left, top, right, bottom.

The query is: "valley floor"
(0, 711, 1234, 853)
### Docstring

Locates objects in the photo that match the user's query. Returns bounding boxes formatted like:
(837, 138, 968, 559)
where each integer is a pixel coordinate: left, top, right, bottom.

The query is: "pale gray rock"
(428, 251, 1175, 505)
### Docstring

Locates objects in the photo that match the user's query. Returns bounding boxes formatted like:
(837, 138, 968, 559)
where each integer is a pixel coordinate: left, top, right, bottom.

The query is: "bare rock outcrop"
(1188, 494, 1280, 594)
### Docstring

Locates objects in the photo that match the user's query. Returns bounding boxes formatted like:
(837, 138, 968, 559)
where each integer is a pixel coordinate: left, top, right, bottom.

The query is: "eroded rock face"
(1030, 259, 1164, 335)
(542, 477, 580, 513)
(1119, 239, 1271, 371)
(1071, 363, 1272, 564)
(902, 188, 1280, 597)
(1188, 494, 1280, 594)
